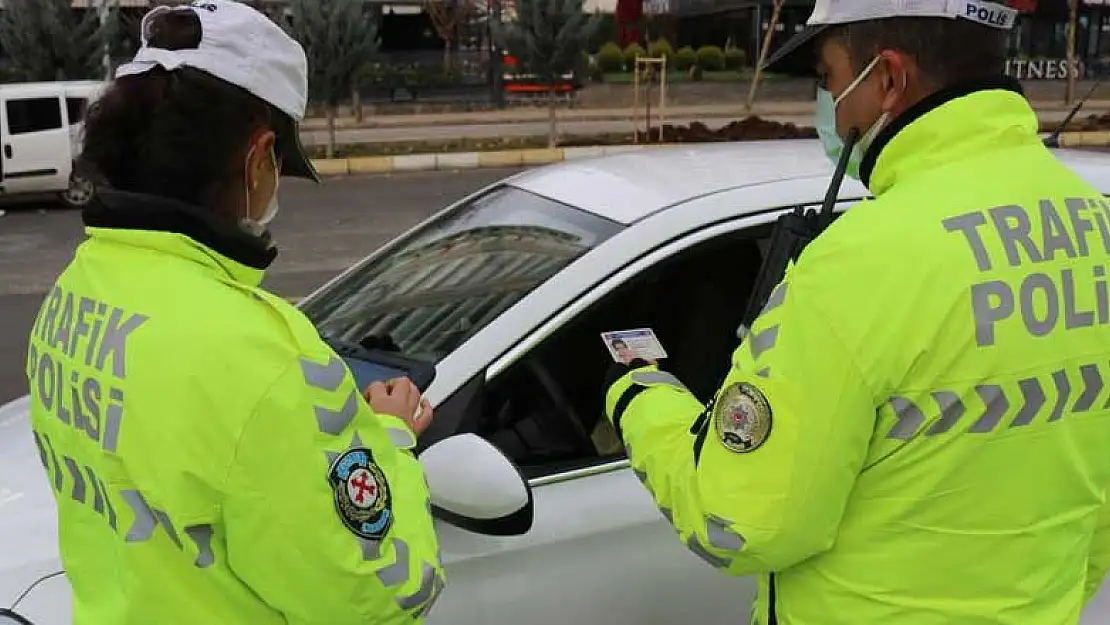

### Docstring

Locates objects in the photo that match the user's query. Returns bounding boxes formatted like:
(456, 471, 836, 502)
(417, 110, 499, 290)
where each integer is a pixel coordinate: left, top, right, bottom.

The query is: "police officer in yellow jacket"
(24, 2, 444, 623)
(603, 1, 1110, 623)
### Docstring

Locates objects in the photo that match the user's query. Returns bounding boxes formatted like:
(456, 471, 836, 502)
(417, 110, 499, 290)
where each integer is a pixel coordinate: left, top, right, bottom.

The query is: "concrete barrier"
(308, 132, 1110, 176)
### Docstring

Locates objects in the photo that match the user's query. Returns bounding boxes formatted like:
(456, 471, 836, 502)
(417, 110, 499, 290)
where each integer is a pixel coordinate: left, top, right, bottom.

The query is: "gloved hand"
(603, 357, 653, 391)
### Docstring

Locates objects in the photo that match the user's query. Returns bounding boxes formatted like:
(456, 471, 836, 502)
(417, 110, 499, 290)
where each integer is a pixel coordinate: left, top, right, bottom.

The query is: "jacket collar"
(82, 189, 276, 288)
(859, 77, 1038, 196)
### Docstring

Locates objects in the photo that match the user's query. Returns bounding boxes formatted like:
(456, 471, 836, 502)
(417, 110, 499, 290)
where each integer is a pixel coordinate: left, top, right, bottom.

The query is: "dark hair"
(829, 17, 1009, 88)
(78, 8, 282, 213)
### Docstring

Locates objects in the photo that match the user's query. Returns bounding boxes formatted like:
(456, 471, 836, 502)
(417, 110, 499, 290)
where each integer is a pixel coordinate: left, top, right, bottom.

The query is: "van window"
(6, 97, 63, 135)
(66, 97, 88, 125)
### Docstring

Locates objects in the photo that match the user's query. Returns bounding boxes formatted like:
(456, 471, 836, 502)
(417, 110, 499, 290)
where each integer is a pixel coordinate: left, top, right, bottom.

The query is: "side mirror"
(418, 433, 533, 536)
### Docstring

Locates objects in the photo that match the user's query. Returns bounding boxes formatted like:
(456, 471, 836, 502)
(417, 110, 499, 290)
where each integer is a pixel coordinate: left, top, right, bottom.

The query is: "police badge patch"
(327, 447, 394, 541)
(713, 382, 772, 453)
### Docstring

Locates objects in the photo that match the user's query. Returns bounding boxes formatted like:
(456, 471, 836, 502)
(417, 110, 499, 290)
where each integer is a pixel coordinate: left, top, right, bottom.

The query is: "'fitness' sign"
(1005, 58, 1084, 80)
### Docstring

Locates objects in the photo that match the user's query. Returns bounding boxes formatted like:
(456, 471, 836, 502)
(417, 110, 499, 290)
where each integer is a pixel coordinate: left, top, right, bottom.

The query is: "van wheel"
(60, 173, 95, 209)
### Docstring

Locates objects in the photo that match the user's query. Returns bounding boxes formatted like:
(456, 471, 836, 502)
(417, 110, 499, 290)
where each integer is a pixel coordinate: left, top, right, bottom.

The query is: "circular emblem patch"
(327, 447, 394, 541)
(713, 382, 772, 453)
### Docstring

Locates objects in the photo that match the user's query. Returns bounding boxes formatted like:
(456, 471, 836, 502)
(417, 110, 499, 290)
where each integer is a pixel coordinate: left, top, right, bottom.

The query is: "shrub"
(647, 38, 673, 60)
(596, 42, 624, 72)
(724, 46, 746, 70)
(696, 45, 725, 71)
(623, 42, 646, 68)
(674, 45, 697, 71)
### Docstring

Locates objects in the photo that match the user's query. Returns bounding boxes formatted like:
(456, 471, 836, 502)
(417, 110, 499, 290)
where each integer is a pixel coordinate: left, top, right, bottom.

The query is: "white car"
(4, 140, 1110, 624)
(0, 80, 107, 210)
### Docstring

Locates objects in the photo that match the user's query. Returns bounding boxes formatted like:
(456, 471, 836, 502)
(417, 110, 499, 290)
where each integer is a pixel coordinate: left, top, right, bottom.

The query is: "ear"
(877, 49, 910, 112)
(245, 128, 277, 190)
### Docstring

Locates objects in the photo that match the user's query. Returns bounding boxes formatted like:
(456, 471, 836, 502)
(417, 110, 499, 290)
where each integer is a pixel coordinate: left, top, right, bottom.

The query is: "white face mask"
(815, 55, 890, 181)
(241, 146, 280, 237)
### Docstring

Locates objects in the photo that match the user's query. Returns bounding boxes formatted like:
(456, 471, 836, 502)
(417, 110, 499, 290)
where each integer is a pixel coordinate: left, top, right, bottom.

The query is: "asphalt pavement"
(0, 168, 523, 404)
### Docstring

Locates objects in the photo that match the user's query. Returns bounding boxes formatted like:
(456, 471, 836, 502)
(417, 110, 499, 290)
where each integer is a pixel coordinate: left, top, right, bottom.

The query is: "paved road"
(0, 168, 523, 404)
(301, 110, 1082, 146)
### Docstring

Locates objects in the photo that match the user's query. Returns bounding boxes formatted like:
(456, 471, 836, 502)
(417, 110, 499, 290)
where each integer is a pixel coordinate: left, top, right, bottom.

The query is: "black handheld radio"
(736, 126, 862, 337)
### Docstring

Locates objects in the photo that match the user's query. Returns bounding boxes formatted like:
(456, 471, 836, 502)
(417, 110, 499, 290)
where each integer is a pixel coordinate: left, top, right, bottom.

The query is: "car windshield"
(300, 184, 625, 363)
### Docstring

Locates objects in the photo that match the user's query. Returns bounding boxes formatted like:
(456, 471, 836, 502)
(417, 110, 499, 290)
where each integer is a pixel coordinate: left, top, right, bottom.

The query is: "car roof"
(508, 140, 1110, 225)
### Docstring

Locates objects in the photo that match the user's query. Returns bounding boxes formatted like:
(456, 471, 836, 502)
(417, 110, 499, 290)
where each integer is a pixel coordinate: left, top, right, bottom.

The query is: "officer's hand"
(364, 377, 434, 437)
(603, 357, 654, 390)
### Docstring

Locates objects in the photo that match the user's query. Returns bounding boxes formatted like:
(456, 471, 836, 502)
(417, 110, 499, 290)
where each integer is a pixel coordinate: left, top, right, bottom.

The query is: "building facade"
(641, 0, 1110, 79)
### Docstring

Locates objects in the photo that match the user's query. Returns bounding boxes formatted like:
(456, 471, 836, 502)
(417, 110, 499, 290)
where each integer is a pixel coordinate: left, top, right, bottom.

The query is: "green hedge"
(696, 45, 725, 71)
(597, 42, 623, 72)
(594, 42, 742, 73)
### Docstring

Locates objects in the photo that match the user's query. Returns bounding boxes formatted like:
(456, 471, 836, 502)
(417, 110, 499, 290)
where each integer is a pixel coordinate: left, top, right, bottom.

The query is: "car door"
(426, 210, 786, 625)
(1, 94, 71, 194)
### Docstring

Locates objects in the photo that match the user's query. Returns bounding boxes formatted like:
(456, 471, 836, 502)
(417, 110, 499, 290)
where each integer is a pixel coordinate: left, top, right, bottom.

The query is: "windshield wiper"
(1044, 75, 1106, 148)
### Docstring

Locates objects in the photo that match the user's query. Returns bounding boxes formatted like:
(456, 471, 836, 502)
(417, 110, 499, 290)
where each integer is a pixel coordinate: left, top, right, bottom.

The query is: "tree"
(744, 0, 784, 115)
(282, 0, 379, 158)
(491, 0, 602, 147)
(0, 0, 119, 83)
(424, 0, 477, 69)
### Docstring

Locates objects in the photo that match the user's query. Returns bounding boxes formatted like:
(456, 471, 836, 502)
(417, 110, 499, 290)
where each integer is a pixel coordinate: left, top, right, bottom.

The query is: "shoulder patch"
(713, 382, 772, 453)
(327, 447, 394, 540)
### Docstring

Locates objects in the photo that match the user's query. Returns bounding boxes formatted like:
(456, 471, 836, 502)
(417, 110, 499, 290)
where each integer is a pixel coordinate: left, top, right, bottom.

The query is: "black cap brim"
(761, 24, 832, 77)
(273, 113, 320, 182)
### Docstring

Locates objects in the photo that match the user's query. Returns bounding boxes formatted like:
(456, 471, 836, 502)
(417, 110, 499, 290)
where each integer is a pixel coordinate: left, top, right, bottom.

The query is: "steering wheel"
(524, 358, 598, 456)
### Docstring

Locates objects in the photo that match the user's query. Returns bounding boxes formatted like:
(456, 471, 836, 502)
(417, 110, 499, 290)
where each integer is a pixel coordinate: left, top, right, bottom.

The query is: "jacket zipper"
(767, 573, 778, 625)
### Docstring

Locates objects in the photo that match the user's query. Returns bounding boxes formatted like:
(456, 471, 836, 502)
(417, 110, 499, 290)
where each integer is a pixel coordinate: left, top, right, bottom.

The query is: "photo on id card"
(601, 328, 668, 364)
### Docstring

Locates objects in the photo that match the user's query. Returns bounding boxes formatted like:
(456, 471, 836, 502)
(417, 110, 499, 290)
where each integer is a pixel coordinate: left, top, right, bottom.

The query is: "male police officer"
(603, 1, 1110, 623)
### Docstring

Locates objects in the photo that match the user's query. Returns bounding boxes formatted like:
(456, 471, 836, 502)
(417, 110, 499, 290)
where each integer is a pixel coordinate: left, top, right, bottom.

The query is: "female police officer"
(24, 1, 444, 623)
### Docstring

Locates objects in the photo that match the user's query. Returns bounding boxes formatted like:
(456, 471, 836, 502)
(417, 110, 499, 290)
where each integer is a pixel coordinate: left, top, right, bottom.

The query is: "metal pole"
(659, 57, 666, 142)
(1065, 0, 1079, 105)
(633, 57, 640, 143)
(490, 0, 505, 108)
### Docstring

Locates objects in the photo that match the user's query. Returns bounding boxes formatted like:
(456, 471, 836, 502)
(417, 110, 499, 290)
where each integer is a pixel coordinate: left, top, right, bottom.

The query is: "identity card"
(601, 328, 668, 364)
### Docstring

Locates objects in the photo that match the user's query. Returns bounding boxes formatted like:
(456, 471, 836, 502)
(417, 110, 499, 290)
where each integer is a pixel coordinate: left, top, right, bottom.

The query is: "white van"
(0, 80, 107, 209)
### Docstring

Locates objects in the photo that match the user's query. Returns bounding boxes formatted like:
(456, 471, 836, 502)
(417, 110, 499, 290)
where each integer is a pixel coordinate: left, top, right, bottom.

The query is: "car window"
(65, 97, 88, 125)
(474, 221, 775, 479)
(300, 185, 625, 363)
(5, 97, 63, 135)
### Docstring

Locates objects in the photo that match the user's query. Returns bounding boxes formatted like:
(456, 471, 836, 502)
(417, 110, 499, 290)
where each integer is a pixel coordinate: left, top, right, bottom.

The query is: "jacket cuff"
(375, 413, 418, 450)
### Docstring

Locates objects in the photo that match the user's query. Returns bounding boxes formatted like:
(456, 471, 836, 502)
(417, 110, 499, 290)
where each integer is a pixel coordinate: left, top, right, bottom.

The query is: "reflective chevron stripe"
(299, 355, 346, 392)
(302, 356, 445, 611)
(373, 538, 445, 615)
(628, 441, 746, 567)
(884, 364, 1107, 440)
(750, 325, 779, 360)
(301, 355, 416, 448)
(120, 489, 214, 567)
(1076, 364, 1103, 411)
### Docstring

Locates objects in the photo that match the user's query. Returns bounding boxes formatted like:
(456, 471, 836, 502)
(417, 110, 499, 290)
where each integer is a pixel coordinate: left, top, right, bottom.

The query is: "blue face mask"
(815, 56, 890, 182)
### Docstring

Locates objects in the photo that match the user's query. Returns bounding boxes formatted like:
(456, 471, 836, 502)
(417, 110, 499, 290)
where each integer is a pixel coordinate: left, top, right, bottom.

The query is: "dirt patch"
(312, 116, 818, 158)
(659, 116, 816, 142)
(1059, 113, 1110, 132)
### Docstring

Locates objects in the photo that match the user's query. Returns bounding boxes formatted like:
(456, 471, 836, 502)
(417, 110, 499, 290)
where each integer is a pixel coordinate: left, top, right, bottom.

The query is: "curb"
(308, 131, 1110, 176)
(1057, 130, 1110, 148)
(309, 144, 660, 176)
